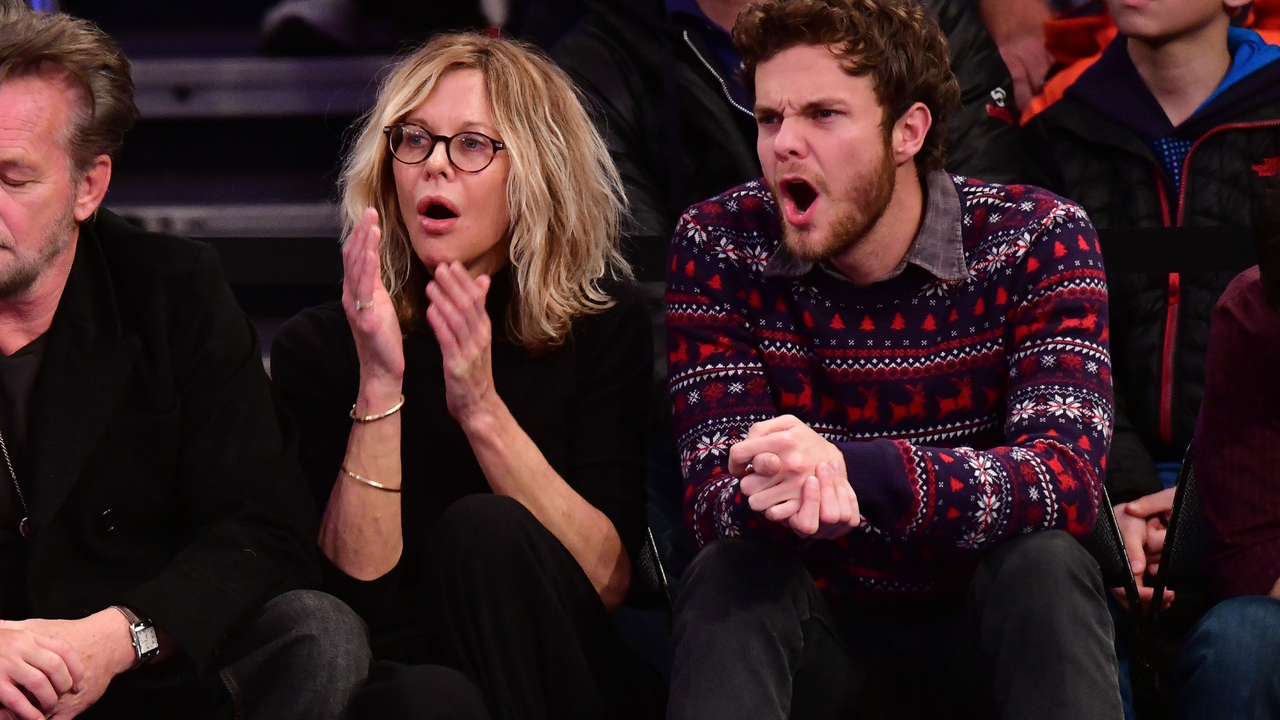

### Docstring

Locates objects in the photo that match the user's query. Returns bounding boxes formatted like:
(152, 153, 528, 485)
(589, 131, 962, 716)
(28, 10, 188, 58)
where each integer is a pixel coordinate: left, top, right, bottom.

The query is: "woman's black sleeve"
(563, 283, 654, 570)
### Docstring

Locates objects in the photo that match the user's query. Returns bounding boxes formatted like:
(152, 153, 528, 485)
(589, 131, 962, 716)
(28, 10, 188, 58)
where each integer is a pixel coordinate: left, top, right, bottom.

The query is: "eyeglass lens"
(389, 126, 497, 172)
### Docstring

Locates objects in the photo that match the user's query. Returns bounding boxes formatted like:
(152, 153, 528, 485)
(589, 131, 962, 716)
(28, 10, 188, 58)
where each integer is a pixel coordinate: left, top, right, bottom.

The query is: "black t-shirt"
(0, 334, 47, 620)
(270, 270, 652, 660)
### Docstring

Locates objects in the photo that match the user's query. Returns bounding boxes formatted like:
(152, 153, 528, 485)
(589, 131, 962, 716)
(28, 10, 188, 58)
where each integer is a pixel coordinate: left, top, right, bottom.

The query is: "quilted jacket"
(1023, 35, 1280, 503)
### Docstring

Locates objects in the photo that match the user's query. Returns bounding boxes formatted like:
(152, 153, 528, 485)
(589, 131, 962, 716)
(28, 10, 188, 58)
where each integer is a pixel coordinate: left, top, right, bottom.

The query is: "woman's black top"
(270, 269, 652, 652)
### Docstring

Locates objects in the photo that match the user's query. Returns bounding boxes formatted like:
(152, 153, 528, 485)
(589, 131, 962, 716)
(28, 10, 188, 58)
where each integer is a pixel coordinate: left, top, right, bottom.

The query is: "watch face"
(137, 625, 160, 655)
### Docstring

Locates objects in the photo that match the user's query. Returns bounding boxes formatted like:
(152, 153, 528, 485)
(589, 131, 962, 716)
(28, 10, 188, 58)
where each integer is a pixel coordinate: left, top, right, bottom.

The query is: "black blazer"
(22, 209, 319, 673)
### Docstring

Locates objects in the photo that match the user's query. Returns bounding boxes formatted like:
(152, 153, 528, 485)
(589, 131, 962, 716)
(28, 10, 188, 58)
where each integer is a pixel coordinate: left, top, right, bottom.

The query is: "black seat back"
(1153, 449, 1209, 600)
(626, 527, 674, 616)
(1081, 485, 1142, 593)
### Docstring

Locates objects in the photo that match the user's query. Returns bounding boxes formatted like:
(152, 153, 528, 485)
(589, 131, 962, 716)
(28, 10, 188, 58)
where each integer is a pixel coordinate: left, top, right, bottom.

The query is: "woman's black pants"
(344, 494, 663, 720)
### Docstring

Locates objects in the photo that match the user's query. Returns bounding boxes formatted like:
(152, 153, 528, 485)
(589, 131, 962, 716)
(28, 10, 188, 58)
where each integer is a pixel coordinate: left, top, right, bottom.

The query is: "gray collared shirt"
(763, 169, 971, 284)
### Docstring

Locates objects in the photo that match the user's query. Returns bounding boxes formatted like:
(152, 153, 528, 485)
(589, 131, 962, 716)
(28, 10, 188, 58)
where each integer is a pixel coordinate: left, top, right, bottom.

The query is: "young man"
(0, 5, 367, 719)
(1177, 181, 1280, 719)
(665, 1, 1120, 717)
(1023, 0, 1280, 606)
(554, 0, 1024, 583)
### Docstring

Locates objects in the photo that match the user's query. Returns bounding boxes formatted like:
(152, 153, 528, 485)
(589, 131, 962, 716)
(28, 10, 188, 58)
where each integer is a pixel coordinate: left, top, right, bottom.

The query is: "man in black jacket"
(553, 0, 1025, 241)
(0, 5, 368, 720)
(1023, 0, 1280, 606)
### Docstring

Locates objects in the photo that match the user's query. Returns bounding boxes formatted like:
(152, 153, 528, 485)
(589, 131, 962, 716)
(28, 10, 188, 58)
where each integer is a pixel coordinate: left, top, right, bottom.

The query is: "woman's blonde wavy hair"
(340, 33, 631, 351)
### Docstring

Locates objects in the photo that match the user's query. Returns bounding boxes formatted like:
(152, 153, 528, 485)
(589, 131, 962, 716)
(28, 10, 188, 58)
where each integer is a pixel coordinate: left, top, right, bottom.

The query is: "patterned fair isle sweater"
(666, 175, 1113, 603)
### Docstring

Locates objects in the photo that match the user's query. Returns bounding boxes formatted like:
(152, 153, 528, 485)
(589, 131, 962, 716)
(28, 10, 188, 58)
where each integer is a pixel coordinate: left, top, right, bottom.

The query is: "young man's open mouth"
(779, 176, 820, 227)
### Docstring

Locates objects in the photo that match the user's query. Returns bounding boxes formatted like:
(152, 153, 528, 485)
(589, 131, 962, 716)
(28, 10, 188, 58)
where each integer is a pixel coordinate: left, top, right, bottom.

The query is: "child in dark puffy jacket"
(1022, 0, 1280, 613)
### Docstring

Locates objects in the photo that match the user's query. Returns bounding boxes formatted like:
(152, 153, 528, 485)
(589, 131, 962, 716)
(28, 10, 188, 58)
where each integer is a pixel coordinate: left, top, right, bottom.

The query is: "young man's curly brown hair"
(734, 0, 960, 172)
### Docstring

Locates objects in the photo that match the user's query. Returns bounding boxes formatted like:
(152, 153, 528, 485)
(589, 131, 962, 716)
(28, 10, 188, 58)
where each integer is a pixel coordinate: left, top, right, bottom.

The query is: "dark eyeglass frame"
(382, 122, 506, 173)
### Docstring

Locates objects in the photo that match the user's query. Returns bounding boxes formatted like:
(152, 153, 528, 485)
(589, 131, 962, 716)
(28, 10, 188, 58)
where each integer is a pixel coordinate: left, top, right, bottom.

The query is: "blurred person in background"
(1022, 0, 1280, 122)
(260, 0, 486, 55)
(974, 0, 1101, 112)
(0, 4, 368, 720)
(555, 0, 1024, 244)
(1177, 178, 1280, 720)
(270, 33, 662, 720)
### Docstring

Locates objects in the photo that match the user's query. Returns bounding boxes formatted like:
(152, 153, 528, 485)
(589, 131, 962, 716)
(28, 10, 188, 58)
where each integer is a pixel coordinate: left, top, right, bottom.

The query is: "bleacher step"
(132, 55, 390, 119)
(111, 201, 342, 239)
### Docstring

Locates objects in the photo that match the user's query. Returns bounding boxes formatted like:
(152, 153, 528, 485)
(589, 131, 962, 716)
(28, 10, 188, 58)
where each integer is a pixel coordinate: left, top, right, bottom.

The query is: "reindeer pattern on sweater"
(666, 175, 1113, 602)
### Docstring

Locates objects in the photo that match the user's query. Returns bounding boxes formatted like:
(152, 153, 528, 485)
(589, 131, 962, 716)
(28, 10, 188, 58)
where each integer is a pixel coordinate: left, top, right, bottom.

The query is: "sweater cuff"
(719, 474, 759, 535)
(838, 439, 914, 530)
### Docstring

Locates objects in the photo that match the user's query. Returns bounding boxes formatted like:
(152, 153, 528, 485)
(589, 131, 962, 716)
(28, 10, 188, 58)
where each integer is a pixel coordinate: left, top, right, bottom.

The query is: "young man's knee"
(676, 538, 819, 628)
(681, 539, 807, 596)
(975, 530, 1104, 606)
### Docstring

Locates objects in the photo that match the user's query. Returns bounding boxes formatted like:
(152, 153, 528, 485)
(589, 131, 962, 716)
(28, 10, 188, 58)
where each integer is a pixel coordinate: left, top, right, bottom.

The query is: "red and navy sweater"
(666, 175, 1113, 602)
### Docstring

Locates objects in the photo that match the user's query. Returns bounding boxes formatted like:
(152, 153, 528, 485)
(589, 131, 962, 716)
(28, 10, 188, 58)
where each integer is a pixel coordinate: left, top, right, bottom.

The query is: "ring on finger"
(356, 299, 375, 310)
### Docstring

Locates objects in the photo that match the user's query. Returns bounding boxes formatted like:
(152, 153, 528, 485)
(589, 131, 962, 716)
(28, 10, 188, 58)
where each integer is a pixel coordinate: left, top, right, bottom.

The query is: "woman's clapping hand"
(426, 262, 496, 427)
(342, 208, 405, 399)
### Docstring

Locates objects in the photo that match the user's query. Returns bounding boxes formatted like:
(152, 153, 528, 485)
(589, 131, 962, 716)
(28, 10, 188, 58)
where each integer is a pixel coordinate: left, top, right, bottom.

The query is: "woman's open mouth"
(418, 196, 462, 233)
(424, 203, 459, 220)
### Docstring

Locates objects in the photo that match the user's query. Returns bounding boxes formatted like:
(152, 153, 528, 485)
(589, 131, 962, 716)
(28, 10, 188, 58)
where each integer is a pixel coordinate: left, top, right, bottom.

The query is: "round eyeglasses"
(383, 123, 506, 173)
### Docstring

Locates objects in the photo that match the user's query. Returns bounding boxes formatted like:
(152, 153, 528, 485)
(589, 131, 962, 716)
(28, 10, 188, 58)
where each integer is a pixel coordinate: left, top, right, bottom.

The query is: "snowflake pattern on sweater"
(666, 176, 1113, 602)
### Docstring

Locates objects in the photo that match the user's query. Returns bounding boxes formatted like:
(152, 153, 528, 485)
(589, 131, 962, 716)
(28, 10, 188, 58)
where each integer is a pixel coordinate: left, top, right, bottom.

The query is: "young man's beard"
(779, 138, 898, 264)
(0, 201, 78, 300)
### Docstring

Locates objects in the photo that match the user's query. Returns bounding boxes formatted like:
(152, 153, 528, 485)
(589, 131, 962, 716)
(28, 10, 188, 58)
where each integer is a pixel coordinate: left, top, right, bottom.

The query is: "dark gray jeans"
(216, 589, 370, 720)
(84, 589, 370, 720)
(668, 531, 1123, 720)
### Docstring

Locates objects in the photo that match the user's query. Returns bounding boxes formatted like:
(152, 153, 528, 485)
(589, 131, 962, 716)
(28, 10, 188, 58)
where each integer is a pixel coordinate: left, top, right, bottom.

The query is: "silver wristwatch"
(113, 605, 160, 666)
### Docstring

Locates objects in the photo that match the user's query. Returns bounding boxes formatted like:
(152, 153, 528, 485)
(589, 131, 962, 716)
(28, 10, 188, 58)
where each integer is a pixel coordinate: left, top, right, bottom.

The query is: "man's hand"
(996, 36, 1054, 111)
(977, 0, 1054, 110)
(1112, 488, 1176, 609)
(731, 415, 844, 514)
(728, 416, 859, 539)
(777, 461, 861, 540)
(1271, 576, 1280, 601)
(0, 625, 84, 720)
(4, 609, 136, 720)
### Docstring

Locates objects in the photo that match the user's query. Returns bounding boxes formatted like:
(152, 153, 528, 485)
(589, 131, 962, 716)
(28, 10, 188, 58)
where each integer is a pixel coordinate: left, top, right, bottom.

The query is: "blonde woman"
(270, 34, 660, 720)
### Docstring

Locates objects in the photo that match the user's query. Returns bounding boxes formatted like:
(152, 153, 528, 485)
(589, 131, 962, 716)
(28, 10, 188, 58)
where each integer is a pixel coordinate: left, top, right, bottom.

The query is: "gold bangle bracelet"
(340, 465, 401, 493)
(350, 394, 405, 423)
